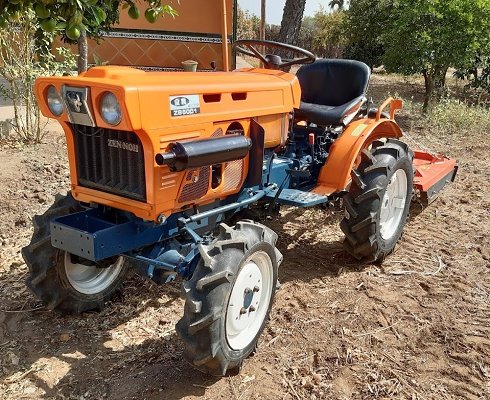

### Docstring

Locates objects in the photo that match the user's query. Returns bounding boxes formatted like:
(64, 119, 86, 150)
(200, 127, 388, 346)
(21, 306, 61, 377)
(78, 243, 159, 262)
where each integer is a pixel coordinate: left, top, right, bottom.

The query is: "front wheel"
(21, 193, 129, 313)
(176, 221, 282, 376)
(340, 139, 414, 262)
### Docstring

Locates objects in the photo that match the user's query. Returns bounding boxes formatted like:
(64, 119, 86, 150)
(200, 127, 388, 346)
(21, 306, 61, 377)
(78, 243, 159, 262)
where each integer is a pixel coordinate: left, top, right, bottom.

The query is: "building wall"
(63, 0, 235, 71)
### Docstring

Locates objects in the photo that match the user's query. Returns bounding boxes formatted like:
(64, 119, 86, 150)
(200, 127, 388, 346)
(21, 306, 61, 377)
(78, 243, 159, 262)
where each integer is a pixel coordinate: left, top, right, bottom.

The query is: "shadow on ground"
(0, 202, 429, 398)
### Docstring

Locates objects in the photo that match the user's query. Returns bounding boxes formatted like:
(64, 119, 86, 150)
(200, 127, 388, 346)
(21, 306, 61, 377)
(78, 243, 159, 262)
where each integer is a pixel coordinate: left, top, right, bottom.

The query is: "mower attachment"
(412, 151, 458, 205)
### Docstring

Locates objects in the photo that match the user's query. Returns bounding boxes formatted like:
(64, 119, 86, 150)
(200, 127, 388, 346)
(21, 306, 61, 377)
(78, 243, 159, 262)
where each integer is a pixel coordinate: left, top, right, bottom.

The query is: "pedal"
(265, 188, 329, 207)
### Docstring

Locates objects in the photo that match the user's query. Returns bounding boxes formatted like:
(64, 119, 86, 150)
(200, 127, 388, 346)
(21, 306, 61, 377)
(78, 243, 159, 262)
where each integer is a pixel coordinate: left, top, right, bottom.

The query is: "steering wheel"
(233, 39, 316, 70)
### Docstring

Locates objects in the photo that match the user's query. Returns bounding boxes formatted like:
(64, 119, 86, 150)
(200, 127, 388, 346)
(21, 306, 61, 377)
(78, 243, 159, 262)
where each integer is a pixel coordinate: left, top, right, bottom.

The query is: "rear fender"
(313, 118, 403, 195)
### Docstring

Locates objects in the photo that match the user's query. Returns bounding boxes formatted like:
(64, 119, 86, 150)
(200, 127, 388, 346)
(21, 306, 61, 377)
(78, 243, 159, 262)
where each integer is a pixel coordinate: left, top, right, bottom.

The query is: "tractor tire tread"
(176, 221, 280, 376)
(340, 141, 414, 262)
(22, 192, 128, 314)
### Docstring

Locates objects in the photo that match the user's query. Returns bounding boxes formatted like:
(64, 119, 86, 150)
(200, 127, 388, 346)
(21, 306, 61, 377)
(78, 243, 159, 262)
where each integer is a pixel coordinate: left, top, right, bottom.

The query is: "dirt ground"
(0, 75, 489, 400)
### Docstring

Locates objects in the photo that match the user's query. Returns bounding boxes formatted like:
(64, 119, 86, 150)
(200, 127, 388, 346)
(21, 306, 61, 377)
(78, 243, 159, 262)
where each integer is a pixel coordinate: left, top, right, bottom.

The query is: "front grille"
(72, 124, 146, 201)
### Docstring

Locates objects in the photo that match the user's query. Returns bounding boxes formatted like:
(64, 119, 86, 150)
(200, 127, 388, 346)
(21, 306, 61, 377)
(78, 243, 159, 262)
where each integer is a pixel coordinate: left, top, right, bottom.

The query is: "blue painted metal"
(129, 227, 205, 282)
(265, 154, 293, 186)
(48, 119, 341, 285)
(182, 189, 269, 224)
(50, 197, 226, 262)
(50, 208, 172, 262)
(49, 187, 270, 279)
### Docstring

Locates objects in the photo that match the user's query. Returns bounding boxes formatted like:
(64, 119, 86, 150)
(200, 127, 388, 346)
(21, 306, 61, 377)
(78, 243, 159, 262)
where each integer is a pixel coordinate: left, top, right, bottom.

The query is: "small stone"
(8, 352, 19, 365)
(59, 333, 71, 342)
(23, 386, 37, 394)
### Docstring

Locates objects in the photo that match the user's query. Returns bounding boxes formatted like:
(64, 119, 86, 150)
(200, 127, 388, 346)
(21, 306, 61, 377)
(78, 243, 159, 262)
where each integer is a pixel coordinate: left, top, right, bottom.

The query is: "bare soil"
(0, 75, 489, 399)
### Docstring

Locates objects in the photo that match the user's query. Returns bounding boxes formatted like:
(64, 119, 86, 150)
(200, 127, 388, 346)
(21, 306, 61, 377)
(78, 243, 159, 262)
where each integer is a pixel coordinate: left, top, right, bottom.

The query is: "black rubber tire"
(340, 139, 414, 262)
(21, 193, 129, 314)
(176, 220, 282, 376)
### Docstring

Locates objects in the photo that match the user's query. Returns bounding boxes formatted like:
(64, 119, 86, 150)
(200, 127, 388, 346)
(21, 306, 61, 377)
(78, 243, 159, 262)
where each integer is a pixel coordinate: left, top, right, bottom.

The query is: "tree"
(311, 8, 345, 58)
(236, 6, 260, 40)
(0, 11, 76, 142)
(382, 0, 490, 111)
(343, 0, 391, 69)
(455, 53, 490, 96)
(0, 1, 178, 73)
(343, 0, 490, 111)
(278, 0, 307, 45)
(454, 36, 490, 96)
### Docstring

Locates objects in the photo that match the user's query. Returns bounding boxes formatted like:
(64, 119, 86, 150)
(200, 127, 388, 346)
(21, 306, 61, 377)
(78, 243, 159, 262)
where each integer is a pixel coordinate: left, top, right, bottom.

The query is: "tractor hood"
(35, 66, 301, 132)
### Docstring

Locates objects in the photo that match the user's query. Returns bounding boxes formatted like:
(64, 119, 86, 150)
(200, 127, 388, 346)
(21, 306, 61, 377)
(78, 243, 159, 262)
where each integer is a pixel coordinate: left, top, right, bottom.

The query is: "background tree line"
(238, 0, 490, 111)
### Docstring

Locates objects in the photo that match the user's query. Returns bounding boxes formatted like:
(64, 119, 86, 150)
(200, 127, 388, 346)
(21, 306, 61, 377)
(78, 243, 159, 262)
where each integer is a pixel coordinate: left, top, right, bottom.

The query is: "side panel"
(34, 68, 298, 222)
(70, 119, 251, 221)
(313, 118, 403, 195)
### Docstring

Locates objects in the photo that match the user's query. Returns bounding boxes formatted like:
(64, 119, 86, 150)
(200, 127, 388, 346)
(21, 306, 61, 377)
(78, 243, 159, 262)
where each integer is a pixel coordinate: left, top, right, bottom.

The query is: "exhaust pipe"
(155, 134, 251, 172)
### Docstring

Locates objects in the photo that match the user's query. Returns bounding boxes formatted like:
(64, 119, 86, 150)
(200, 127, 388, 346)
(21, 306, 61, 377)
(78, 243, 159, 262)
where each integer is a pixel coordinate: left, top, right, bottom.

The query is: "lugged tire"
(176, 220, 282, 376)
(21, 193, 129, 314)
(340, 139, 414, 262)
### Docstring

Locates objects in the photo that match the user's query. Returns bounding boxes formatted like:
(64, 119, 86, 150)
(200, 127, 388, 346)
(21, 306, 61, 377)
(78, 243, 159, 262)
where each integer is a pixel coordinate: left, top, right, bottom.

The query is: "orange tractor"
(23, 40, 457, 376)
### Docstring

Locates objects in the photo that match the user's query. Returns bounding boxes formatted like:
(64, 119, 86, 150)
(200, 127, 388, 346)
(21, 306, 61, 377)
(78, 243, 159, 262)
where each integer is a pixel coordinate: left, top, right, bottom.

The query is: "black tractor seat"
(294, 59, 371, 126)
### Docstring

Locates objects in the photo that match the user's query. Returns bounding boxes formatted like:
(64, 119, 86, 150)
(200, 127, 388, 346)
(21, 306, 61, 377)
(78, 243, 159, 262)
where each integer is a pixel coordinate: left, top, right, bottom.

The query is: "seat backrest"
(297, 59, 371, 107)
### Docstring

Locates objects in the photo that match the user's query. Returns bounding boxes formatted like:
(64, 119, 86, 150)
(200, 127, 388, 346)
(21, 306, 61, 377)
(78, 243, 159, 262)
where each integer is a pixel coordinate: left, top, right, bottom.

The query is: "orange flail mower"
(23, 38, 457, 376)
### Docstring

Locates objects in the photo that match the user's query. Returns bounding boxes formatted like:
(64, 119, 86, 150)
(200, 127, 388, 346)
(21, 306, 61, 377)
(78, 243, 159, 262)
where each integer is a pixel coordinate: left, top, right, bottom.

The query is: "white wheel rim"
(64, 253, 125, 295)
(379, 169, 408, 240)
(225, 251, 273, 351)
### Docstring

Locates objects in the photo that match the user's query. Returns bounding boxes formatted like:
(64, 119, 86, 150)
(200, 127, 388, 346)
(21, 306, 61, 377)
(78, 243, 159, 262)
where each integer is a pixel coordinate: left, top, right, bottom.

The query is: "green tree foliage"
(0, 0, 177, 40)
(455, 35, 490, 97)
(236, 7, 260, 40)
(343, 0, 391, 69)
(0, 11, 76, 143)
(382, 0, 490, 111)
(455, 54, 490, 96)
(236, 6, 347, 60)
(310, 8, 345, 58)
(343, 0, 490, 111)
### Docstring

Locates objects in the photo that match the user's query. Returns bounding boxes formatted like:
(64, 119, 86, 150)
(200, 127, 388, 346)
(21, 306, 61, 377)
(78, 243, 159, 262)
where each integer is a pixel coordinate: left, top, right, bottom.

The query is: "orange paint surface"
(413, 151, 457, 191)
(313, 117, 403, 195)
(35, 66, 300, 221)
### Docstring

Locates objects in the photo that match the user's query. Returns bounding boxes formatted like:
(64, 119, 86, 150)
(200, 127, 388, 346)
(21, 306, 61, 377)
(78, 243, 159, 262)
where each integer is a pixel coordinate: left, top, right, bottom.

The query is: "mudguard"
(313, 113, 403, 195)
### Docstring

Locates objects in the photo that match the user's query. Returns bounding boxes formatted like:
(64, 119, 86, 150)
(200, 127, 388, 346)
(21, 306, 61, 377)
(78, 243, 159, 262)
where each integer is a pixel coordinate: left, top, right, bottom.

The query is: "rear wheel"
(176, 221, 282, 376)
(21, 193, 129, 313)
(340, 139, 413, 261)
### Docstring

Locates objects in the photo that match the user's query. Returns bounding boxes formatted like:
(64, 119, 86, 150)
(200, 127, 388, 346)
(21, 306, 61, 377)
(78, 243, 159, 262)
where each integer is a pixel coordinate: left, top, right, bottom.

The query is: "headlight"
(100, 92, 122, 125)
(46, 85, 63, 116)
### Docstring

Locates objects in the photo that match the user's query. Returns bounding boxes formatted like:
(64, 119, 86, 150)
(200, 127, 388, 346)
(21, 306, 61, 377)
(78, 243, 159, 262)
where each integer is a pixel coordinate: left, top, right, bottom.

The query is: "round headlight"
(46, 85, 63, 116)
(100, 92, 122, 125)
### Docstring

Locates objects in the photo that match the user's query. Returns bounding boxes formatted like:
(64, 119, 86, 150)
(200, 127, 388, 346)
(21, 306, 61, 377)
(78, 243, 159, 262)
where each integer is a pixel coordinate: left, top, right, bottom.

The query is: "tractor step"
(265, 188, 329, 207)
(413, 151, 458, 205)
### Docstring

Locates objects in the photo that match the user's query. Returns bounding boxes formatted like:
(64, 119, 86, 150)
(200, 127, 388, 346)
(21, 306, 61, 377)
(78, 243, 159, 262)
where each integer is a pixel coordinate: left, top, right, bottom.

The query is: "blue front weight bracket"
(50, 208, 179, 262)
(49, 189, 270, 263)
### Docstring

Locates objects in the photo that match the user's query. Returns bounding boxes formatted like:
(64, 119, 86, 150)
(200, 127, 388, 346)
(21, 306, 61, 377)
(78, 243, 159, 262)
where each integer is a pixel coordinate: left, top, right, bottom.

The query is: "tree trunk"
(260, 0, 266, 41)
(432, 66, 449, 102)
(279, 0, 307, 45)
(436, 67, 449, 88)
(422, 69, 435, 113)
(77, 30, 88, 74)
